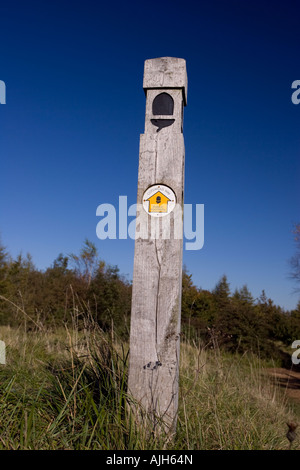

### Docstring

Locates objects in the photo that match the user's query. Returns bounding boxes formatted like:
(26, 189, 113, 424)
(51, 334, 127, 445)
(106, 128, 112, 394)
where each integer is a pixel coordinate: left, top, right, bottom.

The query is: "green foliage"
(290, 302, 300, 340)
(0, 240, 131, 334)
(69, 238, 98, 287)
(181, 270, 300, 362)
(213, 274, 231, 306)
(0, 238, 299, 364)
(0, 238, 299, 449)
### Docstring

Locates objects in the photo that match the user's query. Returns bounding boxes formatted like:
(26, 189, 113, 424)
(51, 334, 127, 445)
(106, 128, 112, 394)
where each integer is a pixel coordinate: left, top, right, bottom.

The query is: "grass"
(0, 322, 299, 450)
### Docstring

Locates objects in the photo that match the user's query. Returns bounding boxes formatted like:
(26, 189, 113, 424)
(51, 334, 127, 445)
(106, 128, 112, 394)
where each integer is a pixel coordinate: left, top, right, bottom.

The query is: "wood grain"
(128, 58, 187, 432)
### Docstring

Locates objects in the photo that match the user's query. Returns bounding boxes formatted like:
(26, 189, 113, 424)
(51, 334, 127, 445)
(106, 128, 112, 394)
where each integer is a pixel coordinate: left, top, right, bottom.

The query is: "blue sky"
(0, 0, 299, 310)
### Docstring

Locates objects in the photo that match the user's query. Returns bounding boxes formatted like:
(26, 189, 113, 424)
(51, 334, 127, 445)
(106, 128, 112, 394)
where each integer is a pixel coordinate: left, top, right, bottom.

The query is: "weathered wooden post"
(128, 57, 187, 432)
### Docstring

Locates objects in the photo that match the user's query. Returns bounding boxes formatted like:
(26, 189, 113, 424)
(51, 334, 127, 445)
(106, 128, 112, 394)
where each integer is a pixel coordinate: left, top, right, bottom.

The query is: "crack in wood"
(154, 239, 161, 360)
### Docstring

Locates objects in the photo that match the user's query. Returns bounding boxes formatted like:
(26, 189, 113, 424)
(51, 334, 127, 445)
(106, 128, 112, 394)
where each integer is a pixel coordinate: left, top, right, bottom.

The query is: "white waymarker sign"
(142, 184, 176, 217)
(128, 57, 187, 433)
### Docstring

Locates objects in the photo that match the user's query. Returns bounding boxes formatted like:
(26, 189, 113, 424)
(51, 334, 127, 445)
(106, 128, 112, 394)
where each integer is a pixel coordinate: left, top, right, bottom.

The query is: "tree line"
(0, 236, 299, 362)
(182, 270, 300, 360)
(0, 239, 132, 335)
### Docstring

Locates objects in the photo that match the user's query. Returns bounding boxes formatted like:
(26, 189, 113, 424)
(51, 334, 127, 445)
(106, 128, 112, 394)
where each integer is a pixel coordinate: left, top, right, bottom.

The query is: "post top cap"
(143, 57, 187, 105)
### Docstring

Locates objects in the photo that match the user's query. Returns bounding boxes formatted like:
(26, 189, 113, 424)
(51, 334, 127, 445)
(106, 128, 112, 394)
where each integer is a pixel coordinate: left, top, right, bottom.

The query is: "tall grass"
(0, 319, 298, 450)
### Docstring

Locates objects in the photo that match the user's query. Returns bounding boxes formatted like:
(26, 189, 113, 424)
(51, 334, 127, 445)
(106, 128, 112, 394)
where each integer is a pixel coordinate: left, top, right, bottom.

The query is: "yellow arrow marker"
(146, 191, 171, 213)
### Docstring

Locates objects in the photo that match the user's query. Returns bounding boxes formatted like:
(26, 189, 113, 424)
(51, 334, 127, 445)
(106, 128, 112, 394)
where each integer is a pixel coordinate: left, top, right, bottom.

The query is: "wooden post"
(128, 57, 187, 432)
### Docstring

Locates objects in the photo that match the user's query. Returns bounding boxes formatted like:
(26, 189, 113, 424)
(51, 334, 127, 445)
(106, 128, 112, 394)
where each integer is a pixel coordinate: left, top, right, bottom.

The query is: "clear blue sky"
(1, 0, 299, 310)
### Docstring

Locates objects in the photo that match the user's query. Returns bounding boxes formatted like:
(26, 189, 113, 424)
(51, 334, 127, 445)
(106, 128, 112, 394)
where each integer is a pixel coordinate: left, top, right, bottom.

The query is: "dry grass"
(0, 323, 298, 450)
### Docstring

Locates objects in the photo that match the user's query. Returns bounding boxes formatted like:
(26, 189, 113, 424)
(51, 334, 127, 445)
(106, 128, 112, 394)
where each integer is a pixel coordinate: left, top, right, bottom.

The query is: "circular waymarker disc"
(142, 184, 176, 217)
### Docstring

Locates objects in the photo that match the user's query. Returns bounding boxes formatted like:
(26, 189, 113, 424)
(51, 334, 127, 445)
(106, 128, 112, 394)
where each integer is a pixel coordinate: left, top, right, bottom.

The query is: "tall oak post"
(128, 57, 187, 431)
